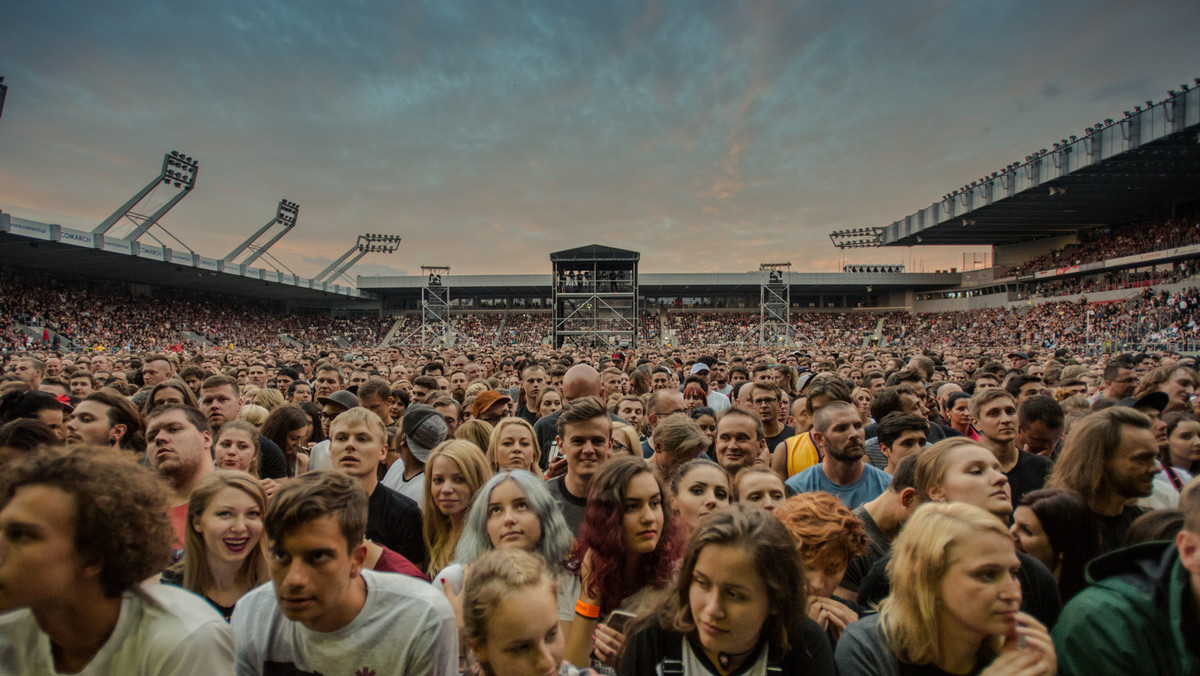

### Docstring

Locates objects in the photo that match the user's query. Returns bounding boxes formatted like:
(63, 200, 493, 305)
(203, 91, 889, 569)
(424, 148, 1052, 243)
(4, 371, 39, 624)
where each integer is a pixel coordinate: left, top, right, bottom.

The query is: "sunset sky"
(2, 0, 1197, 283)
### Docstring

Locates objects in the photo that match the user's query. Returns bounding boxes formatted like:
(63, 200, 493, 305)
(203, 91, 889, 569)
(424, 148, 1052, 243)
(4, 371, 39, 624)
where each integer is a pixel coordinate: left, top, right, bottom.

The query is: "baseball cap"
(402, 404, 449, 462)
(472, 390, 513, 419)
(317, 390, 359, 410)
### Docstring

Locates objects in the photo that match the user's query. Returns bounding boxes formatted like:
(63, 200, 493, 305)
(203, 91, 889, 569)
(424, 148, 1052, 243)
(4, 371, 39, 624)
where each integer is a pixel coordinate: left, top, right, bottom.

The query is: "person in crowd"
(213, 420, 264, 480)
(0, 418, 59, 458)
(423, 439, 493, 577)
(1161, 411, 1200, 489)
(1047, 406, 1159, 552)
(621, 505, 837, 675)
(199, 375, 288, 482)
(874, 411, 927, 475)
(231, 471, 458, 675)
(64, 388, 144, 455)
(610, 420, 640, 458)
(461, 549, 600, 676)
(238, 403, 269, 429)
(162, 470, 269, 621)
(0, 389, 67, 442)
(1017, 395, 1066, 459)
(1052, 475, 1200, 675)
(534, 386, 564, 421)
(436, 470, 576, 634)
(688, 406, 718, 457)
(1012, 487, 1102, 603)
(776, 492, 868, 642)
(842, 454, 921, 597)
(647, 413, 711, 487)
(857, 438, 1062, 627)
(146, 404, 216, 554)
(944, 390, 975, 437)
(140, 378, 199, 415)
(547, 396, 615, 534)
(732, 465, 787, 513)
(329, 406, 427, 571)
(852, 386, 874, 426)
(683, 383, 707, 411)
(1123, 507, 1185, 546)
(836, 502, 1057, 676)
(786, 401, 891, 509)
(565, 456, 684, 669)
(669, 458, 730, 539)
(456, 417, 494, 452)
(1135, 365, 1198, 413)
(0, 447, 235, 673)
(485, 416, 541, 474)
(380, 403, 450, 505)
(260, 404, 310, 477)
(773, 375, 853, 480)
(970, 388, 1054, 507)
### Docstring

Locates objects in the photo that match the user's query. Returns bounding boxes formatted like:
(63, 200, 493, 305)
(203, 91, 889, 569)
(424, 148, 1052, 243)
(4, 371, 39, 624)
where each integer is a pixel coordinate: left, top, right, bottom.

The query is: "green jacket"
(1053, 541, 1199, 676)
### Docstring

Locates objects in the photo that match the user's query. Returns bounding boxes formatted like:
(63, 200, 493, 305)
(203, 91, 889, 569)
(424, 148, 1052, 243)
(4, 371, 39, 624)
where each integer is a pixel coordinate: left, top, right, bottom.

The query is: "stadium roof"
(0, 214, 377, 307)
(550, 244, 640, 262)
(848, 87, 1200, 248)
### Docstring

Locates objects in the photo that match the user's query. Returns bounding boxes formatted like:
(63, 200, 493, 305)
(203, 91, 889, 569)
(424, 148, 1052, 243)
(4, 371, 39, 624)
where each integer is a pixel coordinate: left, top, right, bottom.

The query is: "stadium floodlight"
(93, 151, 199, 242)
(829, 227, 885, 249)
(1146, 100, 1154, 108)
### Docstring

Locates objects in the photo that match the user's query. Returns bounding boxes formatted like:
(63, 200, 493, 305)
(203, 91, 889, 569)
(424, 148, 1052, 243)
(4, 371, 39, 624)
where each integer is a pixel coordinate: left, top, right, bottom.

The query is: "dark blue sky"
(2, 0, 1197, 278)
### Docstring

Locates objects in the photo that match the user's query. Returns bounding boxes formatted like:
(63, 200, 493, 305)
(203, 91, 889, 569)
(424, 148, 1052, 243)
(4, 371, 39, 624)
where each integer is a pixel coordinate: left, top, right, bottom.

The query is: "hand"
(441, 577, 465, 632)
(546, 457, 568, 479)
(982, 613, 1056, 676)
(816, 598, 858, 640)
(259, 478, 279, 499)
(591, 621, 626, 667)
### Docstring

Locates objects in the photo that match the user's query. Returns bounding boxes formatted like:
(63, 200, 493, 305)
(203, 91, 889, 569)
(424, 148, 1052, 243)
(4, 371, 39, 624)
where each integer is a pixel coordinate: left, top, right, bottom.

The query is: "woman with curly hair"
(621, 505, 836, 675)
(565, 456, 685, 669)
(776, 492, 868, 643)
(0, 447, 233, 672)
(162, 470, 269, 621)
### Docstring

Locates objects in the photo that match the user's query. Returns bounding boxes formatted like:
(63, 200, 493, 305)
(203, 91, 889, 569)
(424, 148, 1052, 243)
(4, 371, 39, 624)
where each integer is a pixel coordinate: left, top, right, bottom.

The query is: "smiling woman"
(422, 440, 494, 578)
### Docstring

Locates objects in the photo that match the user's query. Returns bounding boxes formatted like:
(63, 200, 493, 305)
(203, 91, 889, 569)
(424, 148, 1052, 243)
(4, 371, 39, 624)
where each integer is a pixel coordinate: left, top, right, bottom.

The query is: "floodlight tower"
(421, 266, 452, 349)
(758, 262, 793, 347)
(93, 151, 198, 247)
(828, 228, 885, 249)
(223, 199, 299, 267)
(312, 233, 401, 285)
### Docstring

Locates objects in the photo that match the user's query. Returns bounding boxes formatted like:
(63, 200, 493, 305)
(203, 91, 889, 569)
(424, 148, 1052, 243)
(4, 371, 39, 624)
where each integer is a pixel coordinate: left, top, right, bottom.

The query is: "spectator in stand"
(0, 390, 68, 443)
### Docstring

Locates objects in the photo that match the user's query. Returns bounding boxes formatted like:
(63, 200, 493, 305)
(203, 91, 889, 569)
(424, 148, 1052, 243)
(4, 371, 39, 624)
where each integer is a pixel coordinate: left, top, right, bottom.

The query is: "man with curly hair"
(0, 447, 234, 673)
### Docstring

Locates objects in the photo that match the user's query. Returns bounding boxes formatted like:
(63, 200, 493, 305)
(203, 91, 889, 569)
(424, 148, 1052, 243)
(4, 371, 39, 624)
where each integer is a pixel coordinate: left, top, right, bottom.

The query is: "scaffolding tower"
(759, 262, 794, 347)
(421, 266, 452, 349)
(551, 245, 639, 350)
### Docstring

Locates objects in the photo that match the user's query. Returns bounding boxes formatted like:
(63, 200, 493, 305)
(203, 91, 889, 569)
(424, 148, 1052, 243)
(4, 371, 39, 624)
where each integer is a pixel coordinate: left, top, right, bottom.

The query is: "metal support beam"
(313, 233, 402, 285)
(93, 151, 198, 238)
(758, 262, 793, 348)
(224, 199, 299, 265)
(421, 265, 452, 349)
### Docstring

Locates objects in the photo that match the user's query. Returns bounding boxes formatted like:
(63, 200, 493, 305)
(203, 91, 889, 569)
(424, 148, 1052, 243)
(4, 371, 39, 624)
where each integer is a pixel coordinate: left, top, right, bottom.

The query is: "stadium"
(3, 84, 1199, 357)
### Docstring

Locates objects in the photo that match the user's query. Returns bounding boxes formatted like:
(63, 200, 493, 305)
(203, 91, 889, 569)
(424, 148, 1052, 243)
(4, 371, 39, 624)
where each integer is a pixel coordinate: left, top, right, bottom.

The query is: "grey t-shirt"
(232, 570, 457, 676)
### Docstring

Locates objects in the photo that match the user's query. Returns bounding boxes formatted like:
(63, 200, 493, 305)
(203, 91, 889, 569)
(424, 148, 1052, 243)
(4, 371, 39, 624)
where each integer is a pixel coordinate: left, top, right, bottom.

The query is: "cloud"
(1, 0, 1198, 279)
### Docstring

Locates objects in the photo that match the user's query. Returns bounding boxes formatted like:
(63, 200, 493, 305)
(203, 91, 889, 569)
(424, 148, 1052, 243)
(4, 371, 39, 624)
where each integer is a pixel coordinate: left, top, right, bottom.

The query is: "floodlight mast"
(828, 228, 885, 249)
(93, 151, 199, 239)
(313, 233, 401, 284)
(224, 199, 299, 266)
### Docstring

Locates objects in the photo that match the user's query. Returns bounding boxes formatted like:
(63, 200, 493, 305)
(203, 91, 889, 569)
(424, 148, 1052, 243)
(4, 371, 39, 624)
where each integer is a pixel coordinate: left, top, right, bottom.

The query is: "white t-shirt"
(380, 459, 426, 507)
(0, 583, 233, 675)
(307, 439, 332, 471)
(232, 569, 457, 676)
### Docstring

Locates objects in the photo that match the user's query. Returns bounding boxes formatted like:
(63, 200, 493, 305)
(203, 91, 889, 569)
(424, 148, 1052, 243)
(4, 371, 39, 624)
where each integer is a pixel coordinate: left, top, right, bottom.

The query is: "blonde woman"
(835, 502, 1056, 676)
(423, 440, 493, 577)
(485, 417, 541, 474)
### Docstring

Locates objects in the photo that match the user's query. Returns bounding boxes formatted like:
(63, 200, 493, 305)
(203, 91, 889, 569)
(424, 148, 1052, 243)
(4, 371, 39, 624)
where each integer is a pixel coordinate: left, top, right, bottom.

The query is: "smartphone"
(603, 610, 638, 634)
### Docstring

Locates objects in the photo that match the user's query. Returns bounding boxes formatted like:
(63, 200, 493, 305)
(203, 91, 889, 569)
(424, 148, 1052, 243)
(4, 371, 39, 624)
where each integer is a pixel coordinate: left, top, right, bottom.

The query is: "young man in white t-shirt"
(0, 447, 233, 674)
(233, 471, 457, 675)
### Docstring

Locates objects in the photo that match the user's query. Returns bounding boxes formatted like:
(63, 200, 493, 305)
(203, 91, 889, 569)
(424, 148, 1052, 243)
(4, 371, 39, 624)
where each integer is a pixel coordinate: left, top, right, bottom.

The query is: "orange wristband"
(575, 599, 600, 619)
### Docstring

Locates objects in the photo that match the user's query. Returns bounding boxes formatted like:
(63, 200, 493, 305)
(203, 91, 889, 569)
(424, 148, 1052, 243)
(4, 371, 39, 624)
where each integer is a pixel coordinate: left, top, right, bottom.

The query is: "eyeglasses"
(613, 442, 631, 453)
(752, 397, 779, 407)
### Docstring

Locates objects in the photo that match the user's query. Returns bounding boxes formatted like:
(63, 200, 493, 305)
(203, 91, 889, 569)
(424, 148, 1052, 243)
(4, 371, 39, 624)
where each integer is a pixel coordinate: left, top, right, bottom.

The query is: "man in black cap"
(380, 403, 448, 507)
(307, 389, 359, 471)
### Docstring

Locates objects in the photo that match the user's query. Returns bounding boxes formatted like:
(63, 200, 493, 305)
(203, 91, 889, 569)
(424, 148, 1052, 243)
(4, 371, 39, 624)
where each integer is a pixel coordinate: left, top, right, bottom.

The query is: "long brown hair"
(180, 470, 269, 595)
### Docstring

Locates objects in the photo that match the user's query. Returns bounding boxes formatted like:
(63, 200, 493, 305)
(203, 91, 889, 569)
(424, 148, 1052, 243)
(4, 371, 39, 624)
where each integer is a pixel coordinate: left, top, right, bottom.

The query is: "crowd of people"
(1005, 216, 1200, 277)
(2, 328, 1199, 674)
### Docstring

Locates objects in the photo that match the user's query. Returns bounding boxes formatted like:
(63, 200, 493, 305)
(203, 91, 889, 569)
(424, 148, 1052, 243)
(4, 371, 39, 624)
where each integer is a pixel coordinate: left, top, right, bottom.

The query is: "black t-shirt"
(765, 425, 795, 455)
(1006, 450, 1053, 507)
(621, 618, 836, 676)
(257, 435, 288, 480)
(1097, 506, 1148, 554)
(366, 483, 427, 571)
(547, 474, 588, 537)
(843, 506, 890, 593)
(858, 550, 1060, 627)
